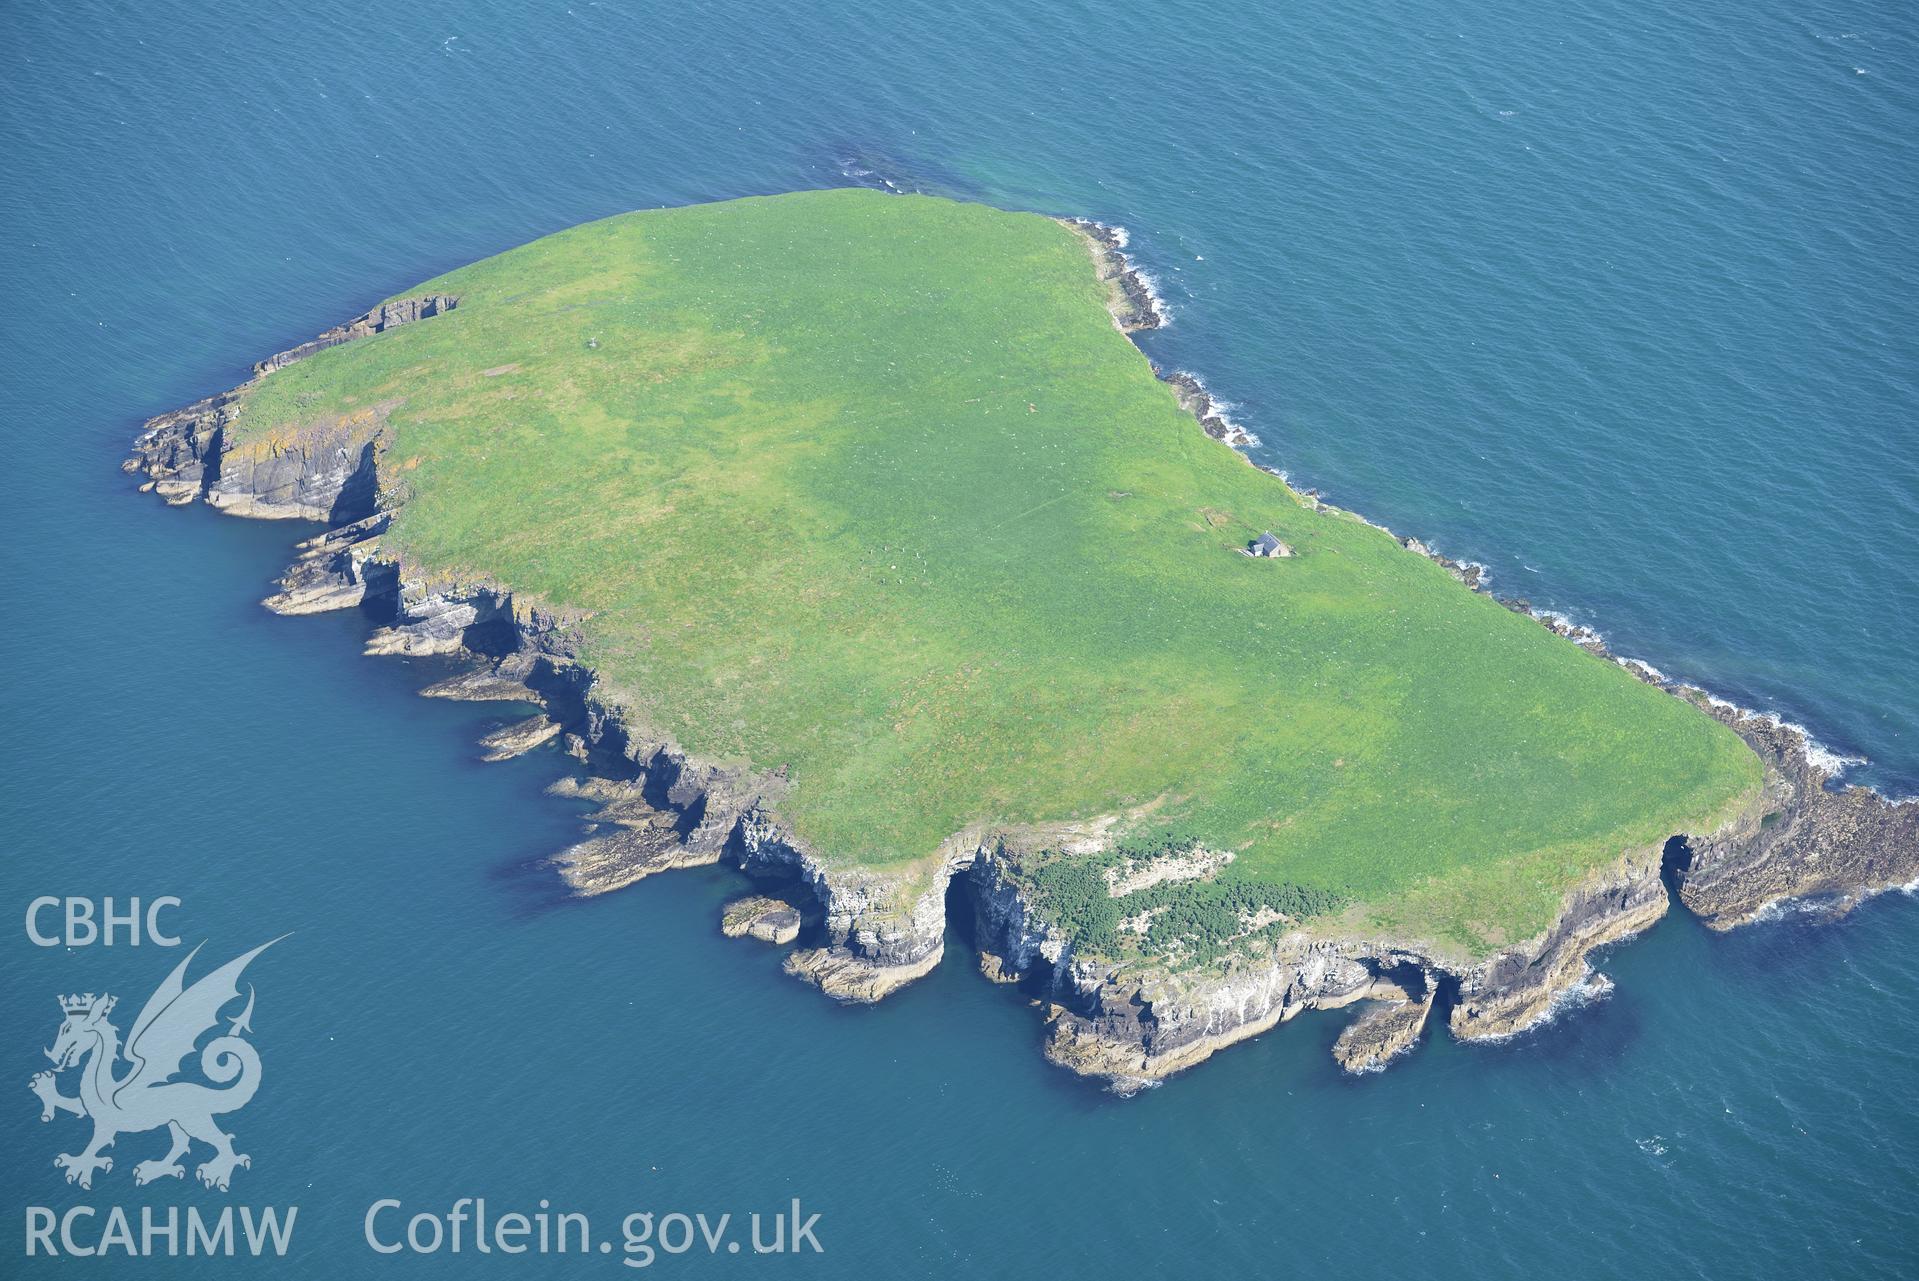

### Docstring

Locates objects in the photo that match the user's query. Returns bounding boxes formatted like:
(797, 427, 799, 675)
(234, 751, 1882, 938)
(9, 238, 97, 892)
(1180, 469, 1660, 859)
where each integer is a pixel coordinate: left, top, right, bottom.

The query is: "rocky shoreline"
(126, 214, 1918, 1092)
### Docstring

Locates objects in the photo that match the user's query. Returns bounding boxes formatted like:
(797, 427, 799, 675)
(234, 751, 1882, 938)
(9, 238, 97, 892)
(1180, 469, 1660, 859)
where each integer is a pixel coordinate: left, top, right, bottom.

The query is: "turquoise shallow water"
(2, 0, 1916, 1276)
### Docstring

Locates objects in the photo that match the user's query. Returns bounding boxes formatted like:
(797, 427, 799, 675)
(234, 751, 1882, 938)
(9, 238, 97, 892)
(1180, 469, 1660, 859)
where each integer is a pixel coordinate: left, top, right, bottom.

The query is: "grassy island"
(228, 188, 1760, 954)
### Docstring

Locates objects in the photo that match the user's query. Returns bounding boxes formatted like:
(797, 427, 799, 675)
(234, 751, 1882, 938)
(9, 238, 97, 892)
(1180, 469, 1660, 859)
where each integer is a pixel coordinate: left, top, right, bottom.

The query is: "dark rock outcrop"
(126, 294, 457, 519)
(1449, 848, 1667, 1041)
(1333, 991, 1436, 1075)
(419, 665, 538, 704)
(251, 294, 458, 375)
(261, 513, 394, 615)
(553, 817, 723, 895)
(479, 714, 562, 762)
(1160, 370, 1259, 448)
(1673, 702, 1919, 928)
(125, 390, 241, 508)
(1063, 218, 1163, 332)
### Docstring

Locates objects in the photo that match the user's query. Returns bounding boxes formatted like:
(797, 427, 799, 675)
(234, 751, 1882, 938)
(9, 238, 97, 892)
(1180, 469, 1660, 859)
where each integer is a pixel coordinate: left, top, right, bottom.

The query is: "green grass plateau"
(235, 188, 1761, 951)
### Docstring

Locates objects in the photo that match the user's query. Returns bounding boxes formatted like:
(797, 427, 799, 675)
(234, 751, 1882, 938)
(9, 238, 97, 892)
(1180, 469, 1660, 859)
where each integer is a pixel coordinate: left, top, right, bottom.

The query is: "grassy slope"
(236, 188, 1760, 950)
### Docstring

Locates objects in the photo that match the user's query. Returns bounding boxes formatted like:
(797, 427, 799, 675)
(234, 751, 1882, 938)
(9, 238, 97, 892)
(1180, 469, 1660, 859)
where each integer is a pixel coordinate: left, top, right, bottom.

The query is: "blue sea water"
(3, 0, 1916, 1275)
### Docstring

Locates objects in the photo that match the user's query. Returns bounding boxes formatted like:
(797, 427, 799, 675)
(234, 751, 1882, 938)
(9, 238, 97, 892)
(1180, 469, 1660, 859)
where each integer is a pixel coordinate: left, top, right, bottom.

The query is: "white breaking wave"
(1529, 608, 1606, 647)
(1174, 370, 1263, 448)
(1693, 693, 1869, 782)
(1615, 656, 1669, 684)
(1131, 267, 1171, 324)
(1749, 868, 1919, 928)
(1087, 220, 1168, 323)
(1800, 735, 1869, 780)
(1748, 893, 1846, 926)
(1540, 967, 1615, 1026)
(1472, 966, 1616, 1046)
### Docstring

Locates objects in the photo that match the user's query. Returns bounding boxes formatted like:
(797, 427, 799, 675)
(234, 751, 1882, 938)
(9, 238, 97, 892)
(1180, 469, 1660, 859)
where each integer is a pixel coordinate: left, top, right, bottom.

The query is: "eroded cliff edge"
(126, 227, 1917, 1091)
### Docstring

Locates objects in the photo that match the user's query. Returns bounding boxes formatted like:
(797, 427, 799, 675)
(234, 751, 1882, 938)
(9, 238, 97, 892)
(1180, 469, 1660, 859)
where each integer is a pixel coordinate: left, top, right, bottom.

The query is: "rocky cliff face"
(261, 513, 396, 615)
(127, 391, 239, 508)
(1041, 940, 1423, 1090)
(968, 849, 1073, 987)
(126, 294, 455, 520)
(128, 267, 1915, 1093)
(1447, 845, 1669, 1042)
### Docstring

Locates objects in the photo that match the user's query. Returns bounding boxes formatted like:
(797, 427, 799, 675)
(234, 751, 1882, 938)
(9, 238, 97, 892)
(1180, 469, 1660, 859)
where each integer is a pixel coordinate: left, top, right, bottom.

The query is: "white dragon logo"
(29, 938, 282, 1191)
